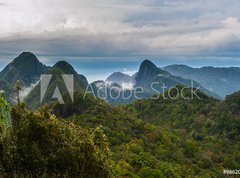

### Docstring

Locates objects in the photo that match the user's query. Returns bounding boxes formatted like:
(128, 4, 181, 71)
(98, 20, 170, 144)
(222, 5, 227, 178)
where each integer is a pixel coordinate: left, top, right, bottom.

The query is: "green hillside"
(49, 86, 240, 177)
(1, 84, 240, 177)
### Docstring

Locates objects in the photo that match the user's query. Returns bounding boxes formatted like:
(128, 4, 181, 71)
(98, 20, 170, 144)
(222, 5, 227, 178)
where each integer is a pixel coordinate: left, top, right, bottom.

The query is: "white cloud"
(20, 81, 39, 100)
(122, 68, 137, 76)
(221, 17, 239, 27)
(121, 82, 134, 90)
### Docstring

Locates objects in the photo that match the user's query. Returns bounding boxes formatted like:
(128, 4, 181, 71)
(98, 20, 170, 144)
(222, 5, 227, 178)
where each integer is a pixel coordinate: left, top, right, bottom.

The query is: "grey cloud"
(0, 0, 240, 58)
(0, 2, 7, 6)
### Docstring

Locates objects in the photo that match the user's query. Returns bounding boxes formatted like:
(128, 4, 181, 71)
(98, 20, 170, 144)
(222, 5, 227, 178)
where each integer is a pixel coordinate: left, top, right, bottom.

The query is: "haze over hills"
(163, 64, 240, 98)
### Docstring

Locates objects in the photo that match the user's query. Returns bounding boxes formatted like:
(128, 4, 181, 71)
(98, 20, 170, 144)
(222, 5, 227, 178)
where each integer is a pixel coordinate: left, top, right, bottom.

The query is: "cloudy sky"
(0, 0, 240, 81)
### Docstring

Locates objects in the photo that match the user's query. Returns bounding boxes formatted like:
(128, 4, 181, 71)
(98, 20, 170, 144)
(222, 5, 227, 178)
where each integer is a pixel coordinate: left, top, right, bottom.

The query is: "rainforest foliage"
(1, 86, 240, 177)
(0, 102, 114, 177)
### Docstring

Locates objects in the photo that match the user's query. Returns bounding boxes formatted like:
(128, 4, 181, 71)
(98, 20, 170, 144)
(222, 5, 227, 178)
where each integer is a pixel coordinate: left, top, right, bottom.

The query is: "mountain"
(0, 52, 49, 86)
(92, 60, 220, 104)
(24, 61, 88, 108)
(0, 52, 49, 102)
(134, 60, 219, 99)
(106, 72, 133, 86)
(163, 64, 240, 98)
(135, 59, 169, 85)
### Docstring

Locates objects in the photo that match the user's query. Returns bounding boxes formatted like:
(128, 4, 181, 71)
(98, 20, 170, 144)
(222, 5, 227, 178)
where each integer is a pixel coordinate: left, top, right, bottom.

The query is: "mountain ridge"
(0, 52, 49, 103)
(0, 52, 233, 105)
(163, 64, 240, 98)
(0, 52, 49, 86)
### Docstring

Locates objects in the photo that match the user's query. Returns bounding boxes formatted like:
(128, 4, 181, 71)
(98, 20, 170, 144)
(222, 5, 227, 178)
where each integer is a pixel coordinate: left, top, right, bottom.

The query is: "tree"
(15, 80, 22, 105)
(0, 105, 114, 177)
(0, 96, 10, 126)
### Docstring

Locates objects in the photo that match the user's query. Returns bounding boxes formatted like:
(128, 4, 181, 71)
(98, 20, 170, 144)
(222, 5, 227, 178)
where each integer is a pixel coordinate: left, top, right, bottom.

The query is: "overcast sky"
(0, 0, 240, 58)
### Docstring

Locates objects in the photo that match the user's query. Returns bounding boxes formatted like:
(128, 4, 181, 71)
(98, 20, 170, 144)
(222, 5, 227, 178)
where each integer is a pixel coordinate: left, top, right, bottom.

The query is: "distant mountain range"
(98, 59, 219, 104)
(163, 64, 240, 98)
(1, 52, 240, 105)
(134, 60, 216, 97)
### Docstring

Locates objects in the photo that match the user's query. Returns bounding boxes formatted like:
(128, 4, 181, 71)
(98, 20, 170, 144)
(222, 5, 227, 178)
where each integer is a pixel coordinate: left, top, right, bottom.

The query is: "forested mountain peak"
(15, 52, 39, 62)
(0, 52, 49, 103)
(53, 60, 76, 74)
(135, 59, 169, 84)
(0, 52, 48, 83)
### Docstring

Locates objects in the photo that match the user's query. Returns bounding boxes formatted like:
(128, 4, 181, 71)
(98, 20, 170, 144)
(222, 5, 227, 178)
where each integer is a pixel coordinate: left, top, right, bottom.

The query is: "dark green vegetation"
(39, 86, 240, 177)
(0, 95, 10, 126)
(163, 64, 240, 98)
(0, 101, 114, 177)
